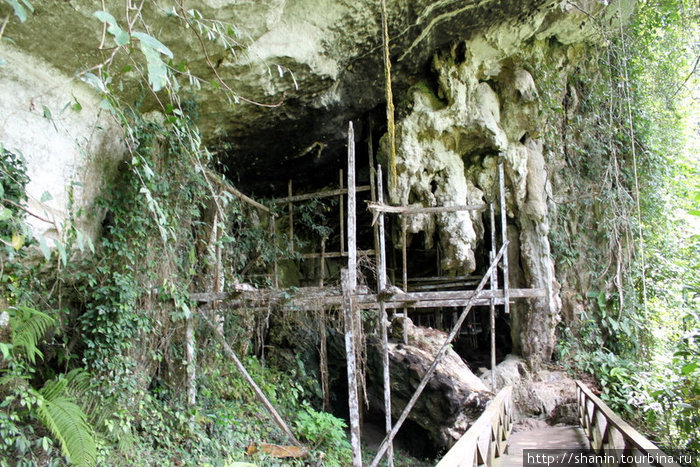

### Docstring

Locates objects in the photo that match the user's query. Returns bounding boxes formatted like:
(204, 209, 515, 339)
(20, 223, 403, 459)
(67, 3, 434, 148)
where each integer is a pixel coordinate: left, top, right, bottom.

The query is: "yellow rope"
(380, 0, 397, 193)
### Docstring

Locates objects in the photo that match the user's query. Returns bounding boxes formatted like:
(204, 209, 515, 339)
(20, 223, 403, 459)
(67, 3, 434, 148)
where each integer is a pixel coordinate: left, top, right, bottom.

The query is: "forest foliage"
(0, 0, 698, 464)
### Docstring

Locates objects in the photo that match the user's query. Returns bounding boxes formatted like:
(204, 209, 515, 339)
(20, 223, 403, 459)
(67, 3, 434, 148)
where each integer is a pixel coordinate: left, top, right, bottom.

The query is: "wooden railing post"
(436, 386, 514, 467)
(575, 381, 682, 467)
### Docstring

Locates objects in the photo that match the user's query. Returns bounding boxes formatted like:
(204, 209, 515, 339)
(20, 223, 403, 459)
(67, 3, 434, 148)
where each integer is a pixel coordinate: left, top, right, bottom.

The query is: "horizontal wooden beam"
(190, 287, 546, 311)
(366, 201, 488, 214)
(301, 249, 375, 259)
(205, 168, 271, 213)
(273, 185, 371, 204)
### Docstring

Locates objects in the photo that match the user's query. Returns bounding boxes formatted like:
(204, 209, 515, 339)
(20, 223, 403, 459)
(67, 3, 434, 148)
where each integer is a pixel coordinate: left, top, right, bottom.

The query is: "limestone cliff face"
(1, 0, 631, 365)
(378, 1, 631, 365)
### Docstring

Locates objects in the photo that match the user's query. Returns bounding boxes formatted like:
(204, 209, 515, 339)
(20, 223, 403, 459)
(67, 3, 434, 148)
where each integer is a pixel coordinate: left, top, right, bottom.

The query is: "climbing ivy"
(538, 0, 698, 451)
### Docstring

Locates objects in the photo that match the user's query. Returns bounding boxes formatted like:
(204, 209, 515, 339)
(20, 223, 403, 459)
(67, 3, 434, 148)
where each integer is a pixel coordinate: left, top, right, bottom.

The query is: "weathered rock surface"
(367, 317, 492, 449)
(479, 354, 578, 424)
(1, 0, 628, 195)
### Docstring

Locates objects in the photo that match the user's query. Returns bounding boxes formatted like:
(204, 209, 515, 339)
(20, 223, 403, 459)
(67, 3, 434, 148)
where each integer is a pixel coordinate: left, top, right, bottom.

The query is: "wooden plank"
(408, 282, 478, 292)
(301, 249, 375, 259)
(376, 165, 394, 464)
(408, 275, 479, 283)
(499, 162, 510, 315)
(370, 243, 509, 467)
(273, 185, 371, 204)
(367, 201, 488, 214)
(345, 122, 362, 467)
(489, 203, 497, 391)
(189, 287, 546, 308)
(288, 180, 294, 253)
(367, 288, 546, 303)
(401, 214, 408, 345)
(340, 170, 345, 255)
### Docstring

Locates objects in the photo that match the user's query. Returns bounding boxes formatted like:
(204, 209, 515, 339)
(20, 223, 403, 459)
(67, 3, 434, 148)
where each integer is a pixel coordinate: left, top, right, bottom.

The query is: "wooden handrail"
(436, 386, 514, 467)
(576, 380, 681, 467)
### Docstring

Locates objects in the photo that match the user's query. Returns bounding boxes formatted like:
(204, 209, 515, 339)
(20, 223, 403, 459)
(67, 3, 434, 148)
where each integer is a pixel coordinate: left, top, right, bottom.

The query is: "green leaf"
(42, 105, 52, 119)
(75, 229, 84, 253)
(0, 206, 11, 222)
(72, 100, 82, 112)
(40, 190, 52, 202)
(132, 32, 173, 58)
(0, 342, 11, 360)
(681, 362, 697, 375)
(5, 0, 28, 22)
(20, 0, 33, 13)
(53, 239, 67, 266)
(80, 73, 107, 93)
(92, 10, 118, 29)
(114, 29, 130, 47)
(38, 235, 51, 261)
(141, 46, 169, 92)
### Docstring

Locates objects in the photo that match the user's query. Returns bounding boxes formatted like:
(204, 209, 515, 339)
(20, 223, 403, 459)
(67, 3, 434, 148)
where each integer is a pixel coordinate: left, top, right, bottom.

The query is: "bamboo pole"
(340, 170, 345, 256)
(489, 203, 497, 392)
(185, 310, 196, 410)
(345, 122, 362, 466)
(288, 180, 294, 253)
(273, 185, 371, 204)
(369, 242, 509, 467)
(271, 213, 279, 288)
(320, 306, 330, 411)
(376, 165, 394, 465)
(499, 163, 510, 315)
(319, 237, 326, 287)
(200, 312, 300, 445)
(204, 168, 270, 213)
(401, 214, 408, 346)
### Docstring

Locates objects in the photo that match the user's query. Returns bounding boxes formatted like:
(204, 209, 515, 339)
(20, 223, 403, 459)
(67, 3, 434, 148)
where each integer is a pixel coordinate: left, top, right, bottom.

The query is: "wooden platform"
(190, 286, 546, 311)
(499, 425, 590, 467)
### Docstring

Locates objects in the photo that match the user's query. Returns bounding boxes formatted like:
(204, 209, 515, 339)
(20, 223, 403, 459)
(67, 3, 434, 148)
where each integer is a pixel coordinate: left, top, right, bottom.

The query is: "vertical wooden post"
(376, 165, 394, 466)
(271, 213, 279, 288)
(401, 215, 408, 346)
(320, 306, 330, 411)
(186, 309, 196, 411)
(319, 237, 326, 287)
(370, 243, 509, 467)
(340, 170, 345, 256)
(368, 117, 377, 204)
(498, 162, 510, 315)
(345, 122, 362, 466)
(489, 203, 497, 392)
(288, 180, 294, 253)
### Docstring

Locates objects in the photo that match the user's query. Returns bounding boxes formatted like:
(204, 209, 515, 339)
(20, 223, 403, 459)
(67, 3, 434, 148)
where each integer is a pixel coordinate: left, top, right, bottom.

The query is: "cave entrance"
(192, 120, 551, 465)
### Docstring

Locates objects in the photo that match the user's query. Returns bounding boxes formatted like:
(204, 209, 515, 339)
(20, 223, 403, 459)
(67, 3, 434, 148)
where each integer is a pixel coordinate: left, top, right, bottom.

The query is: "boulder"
(367, 317, 492, 449)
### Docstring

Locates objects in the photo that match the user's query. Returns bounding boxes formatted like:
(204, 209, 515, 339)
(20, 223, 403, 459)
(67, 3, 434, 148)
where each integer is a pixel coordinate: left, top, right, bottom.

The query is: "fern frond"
(9, 305, 55, 364)
(36, 388, 97, 467)
(62, 368, 93, 398)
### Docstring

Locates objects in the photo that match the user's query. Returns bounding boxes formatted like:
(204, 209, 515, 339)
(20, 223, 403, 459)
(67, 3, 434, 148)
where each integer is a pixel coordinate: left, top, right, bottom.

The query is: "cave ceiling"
(5, 0, 580, 196)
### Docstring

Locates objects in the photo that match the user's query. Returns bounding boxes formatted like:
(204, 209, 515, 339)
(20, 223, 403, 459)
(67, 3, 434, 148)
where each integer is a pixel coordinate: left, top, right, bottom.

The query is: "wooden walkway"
(499, 424, 589, 467)
(437, 381, 682, 467)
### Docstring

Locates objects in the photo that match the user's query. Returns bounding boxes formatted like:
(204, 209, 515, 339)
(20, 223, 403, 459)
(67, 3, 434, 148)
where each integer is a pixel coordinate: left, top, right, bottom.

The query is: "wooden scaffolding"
(192, 121, 551, 466)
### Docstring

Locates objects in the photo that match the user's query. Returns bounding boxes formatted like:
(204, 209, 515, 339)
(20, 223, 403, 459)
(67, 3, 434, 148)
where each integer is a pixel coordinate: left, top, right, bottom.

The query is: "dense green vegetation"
(1, 0, 698, 465)
(545, 0, 699, 452)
